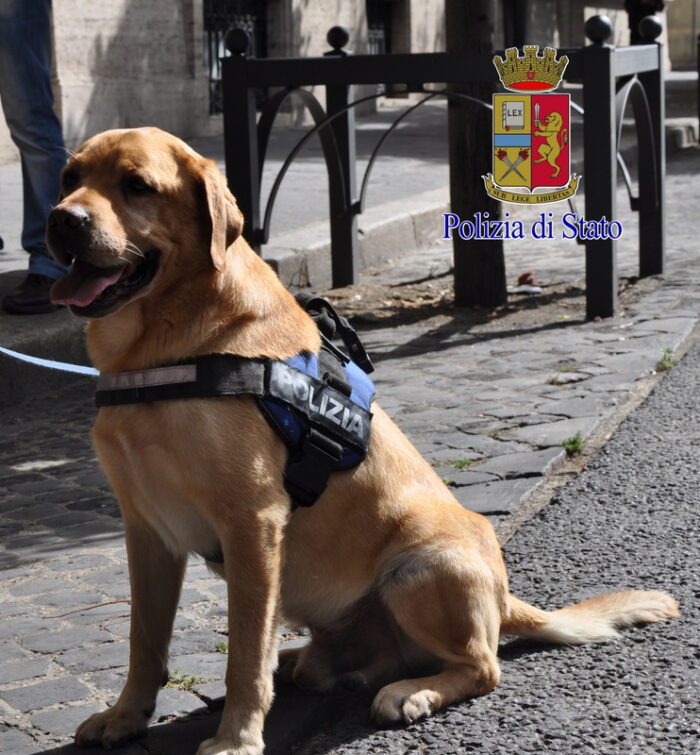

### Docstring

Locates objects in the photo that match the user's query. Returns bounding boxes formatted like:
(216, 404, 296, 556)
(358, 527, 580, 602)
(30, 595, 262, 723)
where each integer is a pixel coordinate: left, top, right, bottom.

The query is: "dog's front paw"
(75, 705, 149, 748)
(196, 737, 263, 755)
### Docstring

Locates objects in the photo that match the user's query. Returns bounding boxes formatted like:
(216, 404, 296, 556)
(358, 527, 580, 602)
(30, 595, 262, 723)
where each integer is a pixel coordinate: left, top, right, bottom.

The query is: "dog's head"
(48, 127, 243, 318)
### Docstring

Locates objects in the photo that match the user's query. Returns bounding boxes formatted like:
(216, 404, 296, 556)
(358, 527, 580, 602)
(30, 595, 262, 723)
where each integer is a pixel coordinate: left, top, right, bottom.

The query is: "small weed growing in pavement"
(563, 432, 585, 458)
(656, 348, 674, 372)
(167, 670, 206, 691)
(432, 459, 473, 470)
(446, 459, 472, 470)
(556, 361, 578, 373)
(214, 641, 228, 654)
(443, 478, 454, 487)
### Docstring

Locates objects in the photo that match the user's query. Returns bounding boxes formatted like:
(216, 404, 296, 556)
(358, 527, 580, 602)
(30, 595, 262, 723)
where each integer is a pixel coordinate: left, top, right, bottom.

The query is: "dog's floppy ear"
(198, 161, 244, 271)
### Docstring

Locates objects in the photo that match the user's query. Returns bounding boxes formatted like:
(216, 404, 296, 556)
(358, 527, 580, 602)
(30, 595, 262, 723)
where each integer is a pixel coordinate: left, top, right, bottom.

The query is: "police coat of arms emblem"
(483, 46, 580, 204)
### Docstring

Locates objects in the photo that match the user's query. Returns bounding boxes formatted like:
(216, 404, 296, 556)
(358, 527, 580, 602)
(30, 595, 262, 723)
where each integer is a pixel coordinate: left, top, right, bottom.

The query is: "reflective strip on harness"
(97, 364, 197, 392)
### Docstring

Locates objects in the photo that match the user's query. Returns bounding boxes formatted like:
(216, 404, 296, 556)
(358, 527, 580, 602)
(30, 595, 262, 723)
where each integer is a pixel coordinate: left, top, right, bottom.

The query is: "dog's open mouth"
(50, 251, 160, 317)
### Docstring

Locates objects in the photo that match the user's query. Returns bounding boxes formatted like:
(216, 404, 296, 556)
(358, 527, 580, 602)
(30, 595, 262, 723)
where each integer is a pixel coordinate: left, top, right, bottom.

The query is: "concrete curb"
(264, 187, 449, 289)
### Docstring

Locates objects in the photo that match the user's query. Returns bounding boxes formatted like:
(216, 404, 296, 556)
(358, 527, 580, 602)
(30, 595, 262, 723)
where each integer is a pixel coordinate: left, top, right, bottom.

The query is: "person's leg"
(0, 0, 67, 287)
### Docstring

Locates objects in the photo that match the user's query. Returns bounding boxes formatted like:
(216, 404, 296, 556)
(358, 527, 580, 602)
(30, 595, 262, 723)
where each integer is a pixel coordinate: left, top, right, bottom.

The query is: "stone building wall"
(0, 0, 209, 164)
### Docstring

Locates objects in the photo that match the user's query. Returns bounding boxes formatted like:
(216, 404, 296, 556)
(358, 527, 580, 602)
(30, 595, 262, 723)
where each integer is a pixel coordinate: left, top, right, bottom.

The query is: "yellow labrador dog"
(47, 127, 678, 755)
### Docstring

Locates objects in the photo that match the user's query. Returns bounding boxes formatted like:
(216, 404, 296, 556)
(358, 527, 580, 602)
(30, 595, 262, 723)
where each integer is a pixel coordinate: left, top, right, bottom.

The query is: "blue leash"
(0, 346, 99, 377)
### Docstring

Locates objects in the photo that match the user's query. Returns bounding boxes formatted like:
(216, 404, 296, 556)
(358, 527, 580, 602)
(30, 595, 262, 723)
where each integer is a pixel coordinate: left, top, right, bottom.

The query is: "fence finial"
(326, 26, 350, 55)
(639, 15, 663, 42)
(226, 27, 250, 56)
(585, 14, 613, 45)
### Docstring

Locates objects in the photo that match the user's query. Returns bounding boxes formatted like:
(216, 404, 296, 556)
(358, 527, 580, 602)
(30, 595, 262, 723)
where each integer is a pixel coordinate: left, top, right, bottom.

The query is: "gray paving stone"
(154, 688, 207, 721)
(9, 576, 70, 597)
(0, 615, 49, 641)
(33, 589, 105, 609)
(1, 677, 91, 713)
(474, 448, 565, 479)
(38, 510, 97, 528)
(169, 652, 226, 681)
(535, 395, 610, 418)
(454, 477, 544, 515)
(21, 626, 115, 654)
(178, 588, 210, 605)
(479, 405, 537, 420)
(58, 641, 129, 673)
(84, 668, 128, 698)
(60, 520, 123, 539)
(193, 680, 226, 708)
(3, 503, 59, 522)
(0, 639, 30, 661)
(633, 316, 695, 335)
(448, 433, 533, 457)
(169, 629, 229, 657)
(0, 726, 39, 755)
(503, 416, 600, 448)
(503, 413, 565, 426)
(0, 657, 50, 685)
(438, 469, 500, 487)
(0, 495, 37, 514)
(31, 703, 103, 738)
(46, 552, 116, 571)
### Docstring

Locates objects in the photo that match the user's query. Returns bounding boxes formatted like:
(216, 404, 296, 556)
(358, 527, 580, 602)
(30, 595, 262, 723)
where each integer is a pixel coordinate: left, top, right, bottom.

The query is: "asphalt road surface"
(294, 340, 700, 754)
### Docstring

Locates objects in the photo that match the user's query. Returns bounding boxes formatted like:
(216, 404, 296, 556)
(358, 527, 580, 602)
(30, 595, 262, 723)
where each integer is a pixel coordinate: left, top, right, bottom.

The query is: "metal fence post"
(324, 27, 359, 287)
(223, 29, 261, 252)
(583, 16, 618, 319)
(638, 16, 665, 277)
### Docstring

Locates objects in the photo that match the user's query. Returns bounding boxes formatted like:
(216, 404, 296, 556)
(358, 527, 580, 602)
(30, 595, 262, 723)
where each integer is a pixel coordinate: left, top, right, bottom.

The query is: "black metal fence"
(221, 15, 665, 320)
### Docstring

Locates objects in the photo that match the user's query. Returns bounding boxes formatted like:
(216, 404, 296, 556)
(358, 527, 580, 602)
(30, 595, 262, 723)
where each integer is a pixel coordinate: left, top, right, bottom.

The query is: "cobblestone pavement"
(294, 337, 700, 755)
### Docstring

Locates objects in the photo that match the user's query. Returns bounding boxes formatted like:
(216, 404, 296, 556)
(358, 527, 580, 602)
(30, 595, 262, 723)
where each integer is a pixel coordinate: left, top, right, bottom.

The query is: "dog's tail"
(501, 590, 679, 645)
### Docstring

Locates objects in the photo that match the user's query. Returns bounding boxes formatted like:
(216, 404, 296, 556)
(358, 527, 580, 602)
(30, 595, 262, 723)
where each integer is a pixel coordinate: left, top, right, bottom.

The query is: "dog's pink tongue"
(51, 261, 125, 307)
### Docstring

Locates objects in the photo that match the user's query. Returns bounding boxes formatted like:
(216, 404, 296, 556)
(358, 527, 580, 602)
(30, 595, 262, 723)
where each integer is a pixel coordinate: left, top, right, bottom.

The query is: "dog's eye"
(62, 169, 79, 192)
(125, 176, 155, 195)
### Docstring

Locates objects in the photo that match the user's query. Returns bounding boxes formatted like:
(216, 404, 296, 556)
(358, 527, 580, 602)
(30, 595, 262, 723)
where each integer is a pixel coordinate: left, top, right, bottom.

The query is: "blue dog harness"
(94, 295, 375, 517)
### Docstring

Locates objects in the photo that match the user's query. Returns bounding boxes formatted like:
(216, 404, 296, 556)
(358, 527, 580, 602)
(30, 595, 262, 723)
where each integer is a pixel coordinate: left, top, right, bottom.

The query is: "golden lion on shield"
(534, 111, 567, 179)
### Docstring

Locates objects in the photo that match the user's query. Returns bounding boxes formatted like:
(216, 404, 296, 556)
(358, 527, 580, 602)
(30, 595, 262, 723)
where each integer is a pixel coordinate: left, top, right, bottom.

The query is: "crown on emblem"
(492, 46, 568, 92)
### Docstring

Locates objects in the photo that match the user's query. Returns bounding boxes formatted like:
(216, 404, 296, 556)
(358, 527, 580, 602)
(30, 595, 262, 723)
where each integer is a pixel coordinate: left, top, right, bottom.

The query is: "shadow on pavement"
(32, 685, 339, 755)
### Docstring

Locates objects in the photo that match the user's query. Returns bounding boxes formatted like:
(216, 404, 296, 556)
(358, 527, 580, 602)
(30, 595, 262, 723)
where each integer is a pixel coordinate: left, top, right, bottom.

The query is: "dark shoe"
(1, 273, 64, 315)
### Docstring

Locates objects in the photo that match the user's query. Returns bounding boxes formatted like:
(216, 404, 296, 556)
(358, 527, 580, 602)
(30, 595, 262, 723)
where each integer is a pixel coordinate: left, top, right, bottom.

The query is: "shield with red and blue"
(492, 93, 571, 192)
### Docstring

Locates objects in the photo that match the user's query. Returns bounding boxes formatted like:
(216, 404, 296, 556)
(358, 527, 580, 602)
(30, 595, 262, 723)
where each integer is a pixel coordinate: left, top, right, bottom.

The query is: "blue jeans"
(0, 0, 67, 279)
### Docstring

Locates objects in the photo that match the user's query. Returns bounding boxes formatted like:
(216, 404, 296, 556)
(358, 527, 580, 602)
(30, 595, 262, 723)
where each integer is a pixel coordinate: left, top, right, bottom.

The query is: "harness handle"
(295, 293, 374, 374)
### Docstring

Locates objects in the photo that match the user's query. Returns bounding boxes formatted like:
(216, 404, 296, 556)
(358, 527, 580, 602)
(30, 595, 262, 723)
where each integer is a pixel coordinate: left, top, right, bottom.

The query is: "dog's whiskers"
(123, 242, 146, 260)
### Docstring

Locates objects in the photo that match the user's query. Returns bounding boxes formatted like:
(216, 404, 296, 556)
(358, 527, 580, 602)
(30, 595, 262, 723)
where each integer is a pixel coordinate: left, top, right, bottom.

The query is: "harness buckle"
(284, 427, 343, 508)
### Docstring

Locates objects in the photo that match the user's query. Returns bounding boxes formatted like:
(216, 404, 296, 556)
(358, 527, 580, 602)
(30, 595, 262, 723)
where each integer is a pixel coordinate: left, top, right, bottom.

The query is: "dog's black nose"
(49, 205, 90, 230)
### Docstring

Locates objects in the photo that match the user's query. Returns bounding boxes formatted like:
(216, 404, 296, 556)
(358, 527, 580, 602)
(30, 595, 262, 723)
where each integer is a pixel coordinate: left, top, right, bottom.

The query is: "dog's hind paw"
(75, 705, 148, 748)
(371, 683, 440, 727)
(275, 646, 302, 684)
